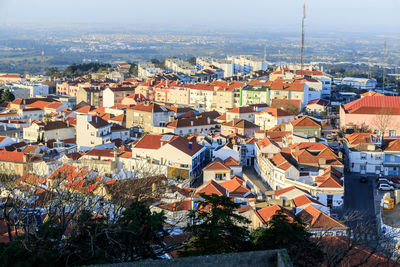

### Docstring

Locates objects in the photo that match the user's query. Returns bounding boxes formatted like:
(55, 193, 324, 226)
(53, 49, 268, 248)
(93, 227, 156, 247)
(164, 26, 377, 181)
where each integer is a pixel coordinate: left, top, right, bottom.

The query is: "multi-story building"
(138, 62, 164, 78)
(76, 114, 112, 150)
(23, 120, 75, 143)
(288, 116, 322, 138)
(221, 119, 260, 137)
(255, 108, 295, 131)
(340, 96, 400, 137)
(227, 55, 269, 75)
(165, 58, 197, 75)
(76, 87, 103, 107)
(125, 103, 174, 132)
(153, 117, 218, 136)
(103, 87, 135, 108)
(211, 81, 245, 111)
(226, 106, 256, 123)
(131, 134, 205, 181)
(334, 77, 377, 90)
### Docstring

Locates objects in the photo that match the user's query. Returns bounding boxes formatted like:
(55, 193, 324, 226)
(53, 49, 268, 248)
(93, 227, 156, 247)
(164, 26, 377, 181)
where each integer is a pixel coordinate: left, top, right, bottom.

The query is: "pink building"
(221, 119, 260, 137)
(340, 96, 400, 136)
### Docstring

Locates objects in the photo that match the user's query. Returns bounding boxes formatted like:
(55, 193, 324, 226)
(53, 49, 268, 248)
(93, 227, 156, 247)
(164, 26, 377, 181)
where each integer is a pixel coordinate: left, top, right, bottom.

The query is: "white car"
(378, 178, 394, 186)
(379, 183, 395, 191)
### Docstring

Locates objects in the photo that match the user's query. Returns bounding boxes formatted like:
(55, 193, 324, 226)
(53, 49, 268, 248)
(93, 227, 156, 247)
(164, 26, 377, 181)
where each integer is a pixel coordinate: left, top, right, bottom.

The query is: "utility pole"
(278, 46, 281, 69)
(382, 41, 387, 94)
(368, 57, 372, 79)
(264, 44, 267, 62)
(41, 48, 45, 75)
(301, 0, 306, 74)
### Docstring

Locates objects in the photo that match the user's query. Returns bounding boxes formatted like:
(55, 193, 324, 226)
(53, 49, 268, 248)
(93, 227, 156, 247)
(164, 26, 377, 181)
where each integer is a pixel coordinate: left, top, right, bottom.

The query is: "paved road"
(243, 166, 271, 198)
(344, 173, 379, 238)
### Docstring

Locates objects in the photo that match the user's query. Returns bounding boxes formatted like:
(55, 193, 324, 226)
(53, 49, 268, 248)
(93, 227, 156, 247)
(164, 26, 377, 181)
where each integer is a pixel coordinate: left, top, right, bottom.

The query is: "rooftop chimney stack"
(188, 142, 193, 150)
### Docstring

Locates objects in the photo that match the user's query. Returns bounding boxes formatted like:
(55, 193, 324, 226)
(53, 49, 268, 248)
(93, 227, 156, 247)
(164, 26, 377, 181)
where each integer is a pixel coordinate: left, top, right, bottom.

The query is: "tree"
(187, 57, 196, 65)
(128, 63, 138, 77)
(251, 210, 324, 266)
(1, 90, 15, 102)
(180, 193, 251, 257)
(45, 67, 62, 79)
(372, 107, 393, 139)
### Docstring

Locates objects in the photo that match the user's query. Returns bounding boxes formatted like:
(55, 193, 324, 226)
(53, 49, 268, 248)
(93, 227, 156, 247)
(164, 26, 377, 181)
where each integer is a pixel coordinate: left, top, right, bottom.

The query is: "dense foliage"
(0, 200, 167, 267)
(0, 89, 15, 103)
(46, 63, 112, 78)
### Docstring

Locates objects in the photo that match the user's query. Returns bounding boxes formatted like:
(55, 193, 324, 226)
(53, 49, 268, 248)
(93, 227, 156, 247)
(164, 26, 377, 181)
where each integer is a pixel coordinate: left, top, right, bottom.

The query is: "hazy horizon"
(1, 0, 400, 34)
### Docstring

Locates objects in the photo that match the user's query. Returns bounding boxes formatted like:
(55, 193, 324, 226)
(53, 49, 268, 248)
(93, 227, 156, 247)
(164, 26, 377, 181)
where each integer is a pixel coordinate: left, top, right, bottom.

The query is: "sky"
(1, 0, 400, 33)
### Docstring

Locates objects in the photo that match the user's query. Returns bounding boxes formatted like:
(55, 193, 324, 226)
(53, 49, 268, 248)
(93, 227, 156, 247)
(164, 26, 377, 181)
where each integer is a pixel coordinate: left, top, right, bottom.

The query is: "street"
(344, 173, 379, 238)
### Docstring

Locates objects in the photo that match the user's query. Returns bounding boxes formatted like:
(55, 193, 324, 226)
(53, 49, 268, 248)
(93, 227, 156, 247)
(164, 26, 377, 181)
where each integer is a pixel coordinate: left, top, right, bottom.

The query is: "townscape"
(1, 1, 400, 266)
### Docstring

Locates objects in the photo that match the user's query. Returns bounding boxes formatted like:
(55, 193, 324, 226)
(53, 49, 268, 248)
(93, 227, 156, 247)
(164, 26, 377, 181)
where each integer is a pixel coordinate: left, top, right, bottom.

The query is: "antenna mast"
(301, 0, 306, 73)
(383, 41, 387, 95)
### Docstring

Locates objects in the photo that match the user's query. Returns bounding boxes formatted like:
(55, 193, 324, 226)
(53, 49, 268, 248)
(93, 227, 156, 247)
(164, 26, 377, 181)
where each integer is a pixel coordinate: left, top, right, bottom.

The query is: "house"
(343, 133, 383, 174)
(0, 136, 16, 148)
(297, 205, 348, 236)
(153, 117, 218, 136)
(23, 121, 75, 143)
(202, 159, 232, 184)
(226, 106, 256, 123)
(255, 108, 295, 131)
(271, 99, 301, 113)
(76, 114, 112, 151)
(130, 134, 205, 181)
(0, 151, 38, 176)
(111, 124, 130, 141)
(103, 87, 135, 108)
(340, 96, 400, 136)
(125, 103, 174, 132)
(221, 119, 260, 137)
(76, 87, 103, 107)
(305, 99, 329, 114)
(288, 116, 321, 137)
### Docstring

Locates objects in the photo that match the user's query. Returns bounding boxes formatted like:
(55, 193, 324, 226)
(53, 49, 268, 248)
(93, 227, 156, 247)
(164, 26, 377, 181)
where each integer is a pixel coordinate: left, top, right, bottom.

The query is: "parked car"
(379, 183, 395, 191)
(377, 178, 394, 186)
(391, 177, 400, 184)
(359, 176, 367, 183)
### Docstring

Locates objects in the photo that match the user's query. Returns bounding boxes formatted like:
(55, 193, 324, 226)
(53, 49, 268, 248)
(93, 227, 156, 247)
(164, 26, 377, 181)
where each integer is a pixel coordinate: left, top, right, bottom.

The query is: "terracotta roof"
(158, 200, 192, 211)
(343, 96, 400, 115)
(203, 160, 230, 171)
(360, 90, 384, 97)
(269, 79, 305, 91)
(65, 152, 82, 161)
(45, 102, 64, 110)
(345, 133, 376, 145)
(292, 194, 323, 207)
(385, 139, 400, 152)
(165, 117, 216, 129)
(256, 205, 293, 225)
(89, 116, 110, 129)
(297, 205, 347, 230)
(22, 145, 38, 154)
(227, 106, 255, 114)
(291, 116, 321, 127)
(224, 156, 241, 166)
(129, 103, 168, 113)
(85, 149, 115, 158)
(194, 180, 227, 197)
(35, 121, 72, 131)
(220, 177, 253, 197)
(256, 107, 292, 117)
(26, 100, 52, 110)
(307, 99, 329, 106)
(272, 185, 290, 196)
(295, 69, 323, 76)
(75, 105, 95, 114)
(223, 118, 259, 129)
(0, 151, 25, 162)
(257, 137, 279, 149)
(134, 134, 203, 156)
(15, 173, 45, 186)
(271, 99, 301, 111)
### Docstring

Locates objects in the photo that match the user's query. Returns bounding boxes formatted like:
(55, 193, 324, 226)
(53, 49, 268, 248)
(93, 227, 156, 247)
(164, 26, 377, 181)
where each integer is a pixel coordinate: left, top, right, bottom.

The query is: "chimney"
(318, 158, 326, 165)
(191, 121, 194, 126)
(66, 120, 70, 127)
(188, 142, 193, 150)
(169, 115, 174, 122)
(207, 117, 211, 124)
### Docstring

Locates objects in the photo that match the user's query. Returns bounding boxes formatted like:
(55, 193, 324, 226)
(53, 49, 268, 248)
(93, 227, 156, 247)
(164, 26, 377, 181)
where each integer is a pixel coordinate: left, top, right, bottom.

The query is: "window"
(360, 165, 366, 171)
(360, 153, 367, 160)
(389, 130, 396, 137)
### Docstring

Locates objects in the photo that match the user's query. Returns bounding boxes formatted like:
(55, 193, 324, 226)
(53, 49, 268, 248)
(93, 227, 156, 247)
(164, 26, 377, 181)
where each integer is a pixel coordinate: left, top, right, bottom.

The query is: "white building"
(165, 58, 197, 75)
(76, 114, 112, 151)
(130, 134, 206, 181)
(334, 77, 377, 90)
(23, 121, 75, 143)
(255, 108, 295, 131)
(138, 62, 164, 78)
